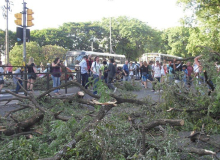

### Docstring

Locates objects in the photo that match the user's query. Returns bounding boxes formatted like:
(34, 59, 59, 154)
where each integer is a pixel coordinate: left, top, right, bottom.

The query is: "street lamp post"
(5, 0, 9, 64)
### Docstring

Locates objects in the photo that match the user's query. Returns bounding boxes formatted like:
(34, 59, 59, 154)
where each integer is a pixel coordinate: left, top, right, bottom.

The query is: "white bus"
(65, 51, 126, 69)
(140, 53, 182, 63)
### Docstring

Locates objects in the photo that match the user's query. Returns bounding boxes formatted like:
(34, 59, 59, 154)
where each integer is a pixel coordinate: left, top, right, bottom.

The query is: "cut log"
(77, 91, 84, 99)
(186, 131, 209, 142)
(1, 113, 44, 136)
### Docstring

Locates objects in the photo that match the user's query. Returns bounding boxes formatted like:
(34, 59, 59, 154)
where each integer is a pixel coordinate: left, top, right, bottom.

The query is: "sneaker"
(151, 90, 155, 92)
(114, 87, 117, 93)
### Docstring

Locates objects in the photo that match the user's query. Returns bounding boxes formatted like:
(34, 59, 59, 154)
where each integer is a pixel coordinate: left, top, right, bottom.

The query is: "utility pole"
(22, 0, 27, 95)
(23, 0, 26, 64)
(2, 0, 13, 63)
(5, 0, 9, 64)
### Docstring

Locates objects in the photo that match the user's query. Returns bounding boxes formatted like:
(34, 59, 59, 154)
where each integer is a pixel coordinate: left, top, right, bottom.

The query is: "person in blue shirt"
(182, 65, 188, 86)
(168, 61, 174, 83)
(122, 60, 129, 81)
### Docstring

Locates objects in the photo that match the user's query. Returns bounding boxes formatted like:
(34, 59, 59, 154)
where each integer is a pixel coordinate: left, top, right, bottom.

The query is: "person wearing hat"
(79, 55, 88, 89)
(13, 67, 24, 94)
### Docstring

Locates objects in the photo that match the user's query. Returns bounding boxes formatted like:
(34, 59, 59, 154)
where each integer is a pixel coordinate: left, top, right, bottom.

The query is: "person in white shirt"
(129, 61, 134, 81)
(152, 60, 162, 92)
(91, 56, 101, 95)
(79, 55, 88, 89)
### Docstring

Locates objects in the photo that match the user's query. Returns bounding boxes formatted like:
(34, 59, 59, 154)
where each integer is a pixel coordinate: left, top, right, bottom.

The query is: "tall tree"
(161, 27, 191, 57)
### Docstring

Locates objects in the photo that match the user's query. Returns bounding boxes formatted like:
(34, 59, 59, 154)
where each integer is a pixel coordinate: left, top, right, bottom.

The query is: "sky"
(0, 0, 187, 31)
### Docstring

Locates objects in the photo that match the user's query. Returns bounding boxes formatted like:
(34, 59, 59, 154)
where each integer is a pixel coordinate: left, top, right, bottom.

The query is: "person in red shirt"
(7, 62, 13, 78)
(186, 61, 193, 87)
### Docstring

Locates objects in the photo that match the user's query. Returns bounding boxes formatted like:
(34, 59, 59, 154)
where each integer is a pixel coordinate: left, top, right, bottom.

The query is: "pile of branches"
(0, 80, 218, 159)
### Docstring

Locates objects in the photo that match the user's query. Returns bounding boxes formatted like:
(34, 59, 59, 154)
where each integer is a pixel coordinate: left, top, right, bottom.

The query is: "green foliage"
(115, 81, 141, 91)
(161, 26, 192, 57)
(0, 29, 16, 58)
(42, 45, 67, 64)
(0, 136, 38, 160)
(9, 41, 67, 67)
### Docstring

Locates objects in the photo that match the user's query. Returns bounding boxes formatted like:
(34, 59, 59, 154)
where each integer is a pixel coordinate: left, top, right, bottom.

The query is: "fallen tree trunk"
(1, 113, 44, 136)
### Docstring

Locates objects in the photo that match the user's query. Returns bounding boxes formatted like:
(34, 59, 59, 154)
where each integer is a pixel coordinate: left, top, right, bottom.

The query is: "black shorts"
(28, 73, 36, 80)
(0, 80, 4, 85)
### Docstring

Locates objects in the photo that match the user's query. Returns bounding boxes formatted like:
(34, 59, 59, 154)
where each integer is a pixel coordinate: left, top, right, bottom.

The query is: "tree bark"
(1, 113, 44, 136)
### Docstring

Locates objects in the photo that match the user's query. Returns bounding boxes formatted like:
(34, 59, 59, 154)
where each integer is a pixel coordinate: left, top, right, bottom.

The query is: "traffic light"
(27, 9, 34, 27)
(14, 13, 22, 26)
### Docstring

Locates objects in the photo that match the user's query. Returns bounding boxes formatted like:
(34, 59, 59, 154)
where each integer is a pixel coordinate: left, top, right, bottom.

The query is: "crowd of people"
(79, 55, 117, 95)
(0, 57, 66, 95)
(0, 54, 216, 95)
(121, 55, 215, 93)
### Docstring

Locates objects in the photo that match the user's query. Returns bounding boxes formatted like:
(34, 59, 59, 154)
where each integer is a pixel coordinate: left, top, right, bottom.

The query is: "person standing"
(140, 61, 148, 89)
(27, 57, 37, 91)
(7, 62, 13, 78)
(40, 62, 44, 73)
(168, 61, 175, 83)
(86, 55, 93, 77)
(161, 64, 168, 82)
(139, 61, 143, 80)
(182, 65, 188, 86)
(100, 60, 108, 83)
(107, 58, 117, 92)
(134, 61, 140, 80)
(91, 56, 101, 95)
(52, 58, 61, 95)
(147, 61, 154, 81)
(152, 60, 162, 92)
(186, 62, 193, 87)
(122, 60, 129, 81)
(0, 61, 6, 93)
(13, 67, 23, 94)
(79, 55, 88, 89)
(129, 61, 134, 81)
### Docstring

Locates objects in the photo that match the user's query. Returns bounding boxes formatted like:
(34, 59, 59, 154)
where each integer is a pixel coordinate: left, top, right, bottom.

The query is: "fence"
(0, 65, 81, 95)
